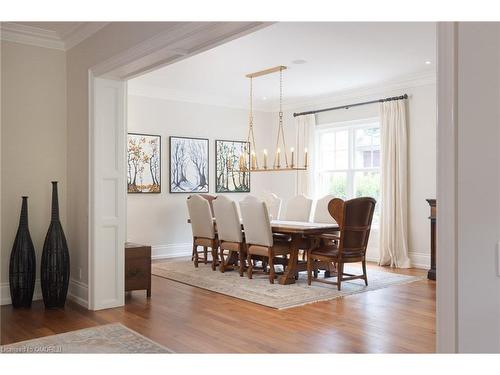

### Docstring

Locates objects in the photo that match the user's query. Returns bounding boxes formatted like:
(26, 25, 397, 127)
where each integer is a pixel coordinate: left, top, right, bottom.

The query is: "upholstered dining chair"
(199, 193, 216, 216)
(213, 195, 245, 276)
(187, 194, 218, 270)
(240, 195, 292, 284)
(283, 195, 313, 222)
(307, 197, 376, 290)
(259, 191, 282, 220)
(313, 195, 337, 223)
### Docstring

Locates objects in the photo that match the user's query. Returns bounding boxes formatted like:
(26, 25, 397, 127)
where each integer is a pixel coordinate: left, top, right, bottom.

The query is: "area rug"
(152, 260, 422, 309)
(0, 323, 172, 353)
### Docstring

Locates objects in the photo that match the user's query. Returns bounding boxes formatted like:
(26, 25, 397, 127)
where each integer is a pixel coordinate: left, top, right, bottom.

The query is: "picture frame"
(215, 139, 250, 193)
(127, 133, 161, 193)
(169, 136, 209, 193)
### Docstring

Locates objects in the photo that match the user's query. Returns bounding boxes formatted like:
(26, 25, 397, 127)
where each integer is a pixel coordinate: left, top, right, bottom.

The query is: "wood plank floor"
(1, 262, 435, 353)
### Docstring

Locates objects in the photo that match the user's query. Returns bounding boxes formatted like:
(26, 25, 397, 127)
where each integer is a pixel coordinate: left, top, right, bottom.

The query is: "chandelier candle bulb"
(290, 147, 295, 167)
(251, 151, 256, 170)
(263, 149, 268, 169)
(304, 148, 308, 168)
(276, 148, 281, 168)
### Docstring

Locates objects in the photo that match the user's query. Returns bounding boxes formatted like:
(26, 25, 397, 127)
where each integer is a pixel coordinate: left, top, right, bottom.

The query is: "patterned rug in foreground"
(1, 323, 172, 354)
(153, 260, 423, 309)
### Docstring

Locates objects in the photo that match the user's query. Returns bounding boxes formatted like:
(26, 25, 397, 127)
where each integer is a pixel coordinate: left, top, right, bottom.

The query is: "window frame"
(314, 117, 381, 211)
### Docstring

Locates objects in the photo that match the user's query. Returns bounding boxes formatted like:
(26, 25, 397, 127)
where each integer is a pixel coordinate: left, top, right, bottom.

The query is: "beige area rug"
(153, 260, 422, 309)
(1, 323, 172, 354)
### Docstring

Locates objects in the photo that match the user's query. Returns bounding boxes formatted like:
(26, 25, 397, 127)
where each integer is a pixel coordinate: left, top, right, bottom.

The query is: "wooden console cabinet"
(426, 199, 436, 281)
(125, 242, 151, 297)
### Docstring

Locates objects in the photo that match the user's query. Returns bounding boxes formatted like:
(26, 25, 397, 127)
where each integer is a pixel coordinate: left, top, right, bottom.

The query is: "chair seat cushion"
(310, 245, 339, 258)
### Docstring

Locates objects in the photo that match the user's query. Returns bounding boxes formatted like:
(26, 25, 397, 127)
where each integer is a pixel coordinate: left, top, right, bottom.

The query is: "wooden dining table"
(270, 220, 339, 284)
(188, 218, 339, 285)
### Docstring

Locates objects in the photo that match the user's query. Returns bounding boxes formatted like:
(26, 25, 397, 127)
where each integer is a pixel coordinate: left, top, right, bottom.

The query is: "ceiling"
(129, 22, 436, 111)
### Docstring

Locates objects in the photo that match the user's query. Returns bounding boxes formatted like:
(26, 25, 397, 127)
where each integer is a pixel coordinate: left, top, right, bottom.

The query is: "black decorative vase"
(9, 197, 36, 308)
(41, 181, 70, 308)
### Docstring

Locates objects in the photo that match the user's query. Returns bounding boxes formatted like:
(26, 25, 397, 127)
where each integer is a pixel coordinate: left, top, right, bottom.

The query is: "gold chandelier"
(240, 65, 308, 172)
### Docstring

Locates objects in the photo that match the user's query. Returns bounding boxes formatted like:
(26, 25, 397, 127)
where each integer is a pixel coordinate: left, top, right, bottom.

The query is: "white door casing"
(89, 75, 127, 310)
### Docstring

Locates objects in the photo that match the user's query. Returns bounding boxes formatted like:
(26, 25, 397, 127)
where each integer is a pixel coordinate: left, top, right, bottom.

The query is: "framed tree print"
(170, 136, 209, 193)
(215, 140, 250, 193)
(127, 133, 161, 193)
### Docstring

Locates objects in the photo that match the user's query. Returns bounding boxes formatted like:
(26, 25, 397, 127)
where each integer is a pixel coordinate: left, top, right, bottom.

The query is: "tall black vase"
(41, 181, 70, 308)
(9, 196, 36, 308)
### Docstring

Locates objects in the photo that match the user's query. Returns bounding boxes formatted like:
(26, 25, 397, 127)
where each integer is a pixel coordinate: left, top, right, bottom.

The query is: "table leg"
(279, 234, 300, 285)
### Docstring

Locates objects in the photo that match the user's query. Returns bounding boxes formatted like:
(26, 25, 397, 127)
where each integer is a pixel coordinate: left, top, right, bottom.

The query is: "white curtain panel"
(379, 100, 411, 268)
(295, 114, 316, 197)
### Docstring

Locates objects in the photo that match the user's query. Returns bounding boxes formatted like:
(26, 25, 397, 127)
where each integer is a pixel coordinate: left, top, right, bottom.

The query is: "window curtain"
(379, 99, 411, 268)
(296, 114, 316, 197)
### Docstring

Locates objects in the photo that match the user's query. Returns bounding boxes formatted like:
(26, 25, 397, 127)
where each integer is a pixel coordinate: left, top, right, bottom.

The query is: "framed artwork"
(169, 136, 209, 193)
(215, 140, 250, 193)
(127, 133, 161, 193)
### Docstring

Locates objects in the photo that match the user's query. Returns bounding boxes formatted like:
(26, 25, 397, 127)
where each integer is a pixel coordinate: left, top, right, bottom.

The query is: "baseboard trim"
(366, 251, 430, 270)
(408, 251, 431, 270)
(152, 243, 192, 260)
(68, 278, 89, 307)
(0, 280, 42, 306)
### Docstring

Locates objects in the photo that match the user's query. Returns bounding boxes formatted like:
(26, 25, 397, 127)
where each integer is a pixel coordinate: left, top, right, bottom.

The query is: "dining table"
(187, 217, 340, 285)
(270, 220, 339, 284)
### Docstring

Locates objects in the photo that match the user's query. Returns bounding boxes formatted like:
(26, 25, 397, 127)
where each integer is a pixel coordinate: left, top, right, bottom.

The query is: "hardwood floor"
(1, 262, 435, 353)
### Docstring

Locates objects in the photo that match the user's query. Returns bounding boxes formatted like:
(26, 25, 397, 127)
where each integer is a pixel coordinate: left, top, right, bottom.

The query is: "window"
(315, 119, 380, 225)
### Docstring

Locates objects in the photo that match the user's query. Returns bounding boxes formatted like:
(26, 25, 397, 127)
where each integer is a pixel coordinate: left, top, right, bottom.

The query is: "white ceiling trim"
(129, 70, 436, 113)
(0, 22, 109, 51)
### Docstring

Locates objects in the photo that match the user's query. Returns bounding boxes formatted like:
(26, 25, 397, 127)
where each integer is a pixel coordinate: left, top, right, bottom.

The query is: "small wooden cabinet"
(125, 242, 151, 297)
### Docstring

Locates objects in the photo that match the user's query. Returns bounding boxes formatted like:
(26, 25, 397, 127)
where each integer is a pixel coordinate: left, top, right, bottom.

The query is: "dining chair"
(312, 195, 337, 223)
(259, 191, 282, 220)
(213, 195, 245, 276)
(307, 197, 376, 290)
(187, 194, 218, 270)
(283, 194, 313, 222)
(240, 195, 292, 284)
(199, 193, 216, 216)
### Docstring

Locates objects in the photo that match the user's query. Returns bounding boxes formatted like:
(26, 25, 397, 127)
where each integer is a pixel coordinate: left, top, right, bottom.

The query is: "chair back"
(239, 195, 273, 247)
(199, 193, 216, 216)
(187, 195, 215, 239)
(313, 195, 336, 223)
(329, 197, 376, 259)
(259, 191, 282, 220)
(213, 196, 242, 243)
(283, 195, 313, 222)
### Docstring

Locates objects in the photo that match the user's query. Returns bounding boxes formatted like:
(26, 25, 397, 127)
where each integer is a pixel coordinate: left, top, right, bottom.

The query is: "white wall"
(455, 22, 500, 352)
(0, 41, 67, 304)
(126, 95, 274, 258)
(285, 80, 437, 267)
(127, 78, 436, 268)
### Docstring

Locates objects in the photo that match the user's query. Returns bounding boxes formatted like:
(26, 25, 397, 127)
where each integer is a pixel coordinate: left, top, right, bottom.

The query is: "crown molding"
(278, 70, 437, 112)
(0, 22, 109, 51)
(130, 70, 435, 113)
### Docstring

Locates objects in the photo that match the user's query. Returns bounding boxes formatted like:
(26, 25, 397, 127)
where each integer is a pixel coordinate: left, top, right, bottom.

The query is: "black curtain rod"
(293, 94, 408, 117)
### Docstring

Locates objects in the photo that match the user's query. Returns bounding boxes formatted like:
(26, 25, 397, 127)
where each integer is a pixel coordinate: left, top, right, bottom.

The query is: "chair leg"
(307, 253, 312, 286)
(268, 251, 275, 284)
(211, 245, 217, 271)
(219, 248, 225, 273)
(193, 243, 199, 268)
(238, 250, 244, 277)
(362, 260, 368, 286)
(247, 252, 253, 279)
(337, 262, 344, 291)
(203, 246, 208, 264)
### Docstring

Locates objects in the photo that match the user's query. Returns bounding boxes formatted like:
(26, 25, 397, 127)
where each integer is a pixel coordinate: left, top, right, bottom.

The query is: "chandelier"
(239, 65, 308, 172)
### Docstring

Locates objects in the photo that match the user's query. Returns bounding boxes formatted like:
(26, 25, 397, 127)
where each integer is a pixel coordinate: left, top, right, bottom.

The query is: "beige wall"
(0, 41, 67, 302)
(66, 23, 179, 289)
